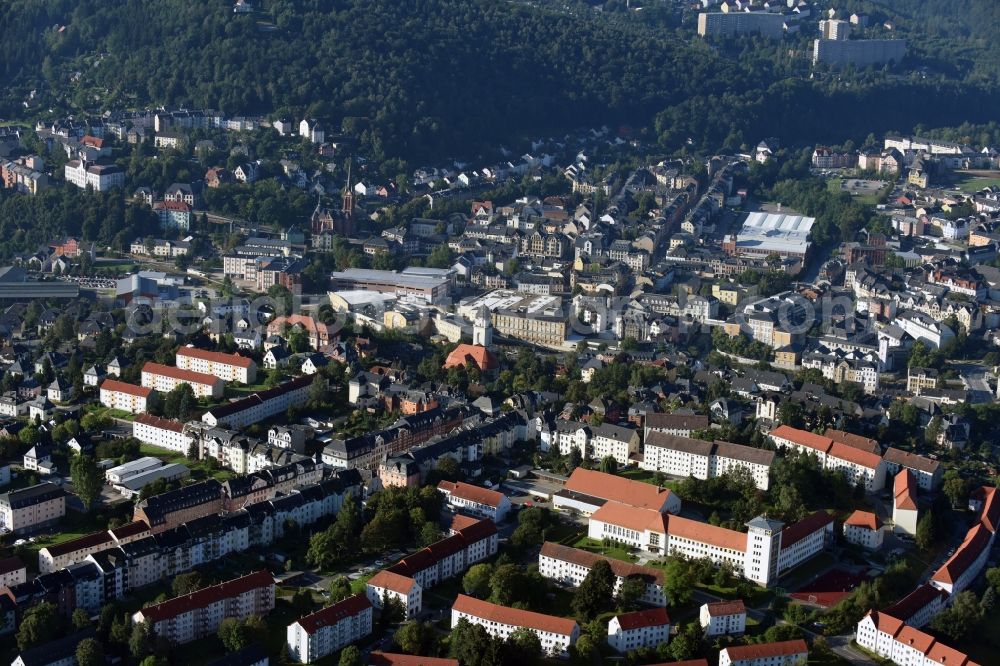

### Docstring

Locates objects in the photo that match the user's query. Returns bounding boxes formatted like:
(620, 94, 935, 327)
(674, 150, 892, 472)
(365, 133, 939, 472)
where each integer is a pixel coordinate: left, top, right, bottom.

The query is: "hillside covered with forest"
(1, 0, 999, 160)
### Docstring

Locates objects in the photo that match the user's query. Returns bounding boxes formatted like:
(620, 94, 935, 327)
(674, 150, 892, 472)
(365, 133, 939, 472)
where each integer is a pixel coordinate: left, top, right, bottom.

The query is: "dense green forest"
(1, 0, 999, 162)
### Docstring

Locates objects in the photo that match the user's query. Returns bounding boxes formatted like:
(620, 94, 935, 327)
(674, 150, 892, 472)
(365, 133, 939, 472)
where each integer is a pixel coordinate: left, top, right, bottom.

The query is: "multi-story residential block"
(366, 570, 423, 619)
(643, 413, 710, 439)
(641, 432, 774, 490)
(930, 523, 992, 595)
(133, 480, 224, 534)
(99, 378, 154, 414)
(697, 12, 785, 39)
(141, 361, 225, 399)
(607, 607, 670, 653)
(769, 425, 886, 491)
(0, 483, 66, 534)
(906, 367, 939, 393)
(132, 415, 195, 454)
(38, 520, 149, 573)
(813, 38, 906, 67)
(856, 612, 979, 666)
(538, 542, 667, 606)
(553, 468, 682, 516)
(881, 583, 948, 630)
(381, 518, 499, 594)
(201, 376, 316, 429)
(154, 200, 193, 231)
(176, 346, 258, 384)
(286, 594, 373, 664)
(843, 510, 884, 550)
(882, 448, 942, 491)
(133, 570, 275, 645)
(452, 595, 579, 657)
(266, 315, 336, 350)
(64, 160, 124, 191)
(718, 639, 809, 666)
(0, 556, 26, 588)
(700, 600, 747, 637)
(437, 481, 511, 522)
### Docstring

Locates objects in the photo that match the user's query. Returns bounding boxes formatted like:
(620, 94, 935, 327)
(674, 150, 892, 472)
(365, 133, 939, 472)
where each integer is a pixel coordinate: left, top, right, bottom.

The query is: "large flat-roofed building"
(329, 267, 455, 304)
(697, 12, 785, 39)
(813, 38, 906, 67)
(725, 212, 816, 260)
(0, 266, 79, 300)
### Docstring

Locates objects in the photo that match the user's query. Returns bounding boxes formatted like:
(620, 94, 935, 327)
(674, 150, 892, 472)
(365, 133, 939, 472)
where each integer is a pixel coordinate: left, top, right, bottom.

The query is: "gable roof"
(780, 511, 833, 548)
(844, 510, 880, 531)
(894, 469, 918, 511)
(591, 501, 668, 535)
(703, 599, 746, 617)
(367, 570, 417, 595)
(295, 593, 372, 634)
(137, 570, 272, 622)
(539, 542, 663, 584)
(932, 523, 991, 585)
(564, 468, 672, 510)
(176, 346, 254, 368)
(667, 514, 747, 552)
(722, 639, 808, 661)
(452, 594, 577, 636)
(614, 606, 670, 630)
(100, 378, 153, 398)
(769, 424, 832, 453)
(141, 361, 220, 386)
(437, 480, 505, 508)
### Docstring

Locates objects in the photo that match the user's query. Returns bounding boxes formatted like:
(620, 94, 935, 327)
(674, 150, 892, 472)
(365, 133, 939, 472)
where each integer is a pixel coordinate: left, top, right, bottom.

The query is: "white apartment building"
(0, 483, 66, 534)
(132, 415, 195, 455)
(141, 362, 225, 399)
(643, 413, 710, 439)
(99, 379, 154, 414)
(769, 425, 886, 491)
(366, 570, 423, 619)
(451, 594, 579, 658)
(856, 612, 978, 666)
(882, 448, 942, 492)
(286, 594, 373, 664)
(719, 639, 809, 666)
(176, 346, 258, 384)
(641, 432, 774, 490)
(133, 570, 275, 645)
(843, 510, 884, 550)
(700, 600, 747, 637)
(0, 556, 26, 588)
(64, 160, 125, 191)
(437, 481, 511, 523)
(930, 523, 992, 595)
(607, 607, 670, 653)
(538, 541, 667, 606)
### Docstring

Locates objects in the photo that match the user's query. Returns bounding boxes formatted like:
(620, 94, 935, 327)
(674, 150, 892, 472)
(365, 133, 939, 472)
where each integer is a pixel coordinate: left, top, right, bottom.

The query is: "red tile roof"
(296, 593, 372, 635)
(932, 523, 991, 585)
(450, 514, 480, 533)
(825, 429, 880, 454)
(539, 542, 664, 585)
(883, 584, 946, 623)
(614, 606, 670, 630)
(844, 510, 881, 531)
(43, 529, 113, 557)
(703, 599, 746, 617)
(100, 378, 153, 398)
(868, 612, 979, 666)
(667, 514, 747, 553)
(565, 468, 672, 510)
(780, 511, 833, 549)
(452, 594, 577, 636)
(142, 361, 221, 387)
(882, 447, 940, 474)
(722, 639, 808, 662)
(109, 520, 150, 541)
(769, 425, 832, 454)
(894, 624, 936, 654)
(894, 469, 918, 511)
(443, 344, 499, 372)
(134, 414, 186, 432)
(437, 481, 505, 509)
(369, 653, 458, 666)
(828, 441, 882, 470)
(177, 346, 255, 369)
(368, 570, 417, 595)
(978, 485, 1000, 533)
(591, 502, 668, 535)
(137, 570, 273, 622)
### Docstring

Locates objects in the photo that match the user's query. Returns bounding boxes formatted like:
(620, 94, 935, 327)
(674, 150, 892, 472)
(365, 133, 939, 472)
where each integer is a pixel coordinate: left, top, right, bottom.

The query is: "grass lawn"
(778, 552, 837, 592)
(571, 536, 638, 563)
(545, 520, 584, 546)
(138, 443, 235, 482)
(17, 510, 118, 573)
(617, 468, 680, 492)
(953, 174, 1000, 193)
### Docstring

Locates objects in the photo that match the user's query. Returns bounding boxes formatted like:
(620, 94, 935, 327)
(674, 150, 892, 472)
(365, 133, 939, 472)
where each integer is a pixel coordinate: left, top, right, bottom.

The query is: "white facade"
(856, 612, 977, 666)
(538, 542, 667, 606)
(451, 595, 579, 658)
(366, 572, 423, 619)
(641, 433, 772, 490)
(141, 365, 224, 399)
(437, 481, 511, 523)
(176, 347, 257, 384)
(700, 601, 747, 637)
(286, 596, 372, 664)
(718, 640, 809, 666)
(133, 416, 195, 455)
(844, 521, 884, 551)
(607, 611, 670, 653)
(99, 383, 151, 414)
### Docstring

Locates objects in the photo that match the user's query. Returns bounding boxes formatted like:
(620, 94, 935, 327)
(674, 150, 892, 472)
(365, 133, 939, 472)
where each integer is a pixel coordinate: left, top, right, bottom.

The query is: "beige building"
(492, 310, 569, 348)
(141, 361, 225, 399)
(176, 346, 257, 384)
(100, 379, 154, 414)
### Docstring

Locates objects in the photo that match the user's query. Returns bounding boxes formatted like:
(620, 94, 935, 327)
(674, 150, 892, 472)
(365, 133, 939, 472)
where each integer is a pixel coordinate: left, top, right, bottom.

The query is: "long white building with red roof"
(141, 361, 225, 399)
(553, 468, 681, 515)
(132, 570, 274, 645)
(451, 594, 580, 657)
(719, 639, 808, 666)
(99, 378, 154, 414)
(176, 345, 258, 384)
(437, 480, 511, 522)
(769, 425, 886, 491)
(538, 541, 667, 606)
(132, 414, 195, 454)
(893, 469, 919, 536)
(856, 611, 981, 666)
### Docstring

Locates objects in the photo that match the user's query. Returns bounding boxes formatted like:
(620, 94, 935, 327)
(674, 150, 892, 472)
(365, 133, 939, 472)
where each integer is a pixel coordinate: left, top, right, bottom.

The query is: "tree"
(617, 574, 647, 611)
(75, 638, 105, 666)
(462, 563, 494, 597)
(418, 520, 442, 547)
(986, 567, 1000, 592)
(663, 557, 694, 606)
(504, 627, 542, 665)
(129, 619, 156, 659)
(916, 511, 936, 551)
(572, 559, 614, 620)
(172, 571, 203, 597)
(669, 622, 702, 661)
(942, 472, 968, 509)
(381, 593, 406, 628)
(329, 576, 353, 602)
(426, 244, 455, 269)
(450, 618, 499, 666)
(72, 608, 92, 631)
(394, 620, 440, 656)
(598, 456, 618, 474)
(931, 590, 982, 641)
(338, 645, 364, 666)
(17, 602, 63, 651)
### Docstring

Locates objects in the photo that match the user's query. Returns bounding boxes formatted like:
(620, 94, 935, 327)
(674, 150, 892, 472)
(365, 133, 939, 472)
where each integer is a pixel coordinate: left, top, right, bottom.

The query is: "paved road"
(956, 364, 994, 403)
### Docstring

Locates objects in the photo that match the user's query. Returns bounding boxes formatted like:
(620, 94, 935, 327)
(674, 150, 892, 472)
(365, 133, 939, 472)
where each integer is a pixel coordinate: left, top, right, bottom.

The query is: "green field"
(571, 536, 639, 563)
(953, 174, 1000, 193)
